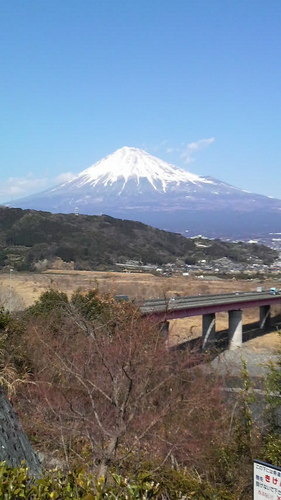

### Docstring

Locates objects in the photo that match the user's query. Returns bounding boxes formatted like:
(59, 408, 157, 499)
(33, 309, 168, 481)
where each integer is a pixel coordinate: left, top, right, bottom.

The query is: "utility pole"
(9, 268, 13, 311)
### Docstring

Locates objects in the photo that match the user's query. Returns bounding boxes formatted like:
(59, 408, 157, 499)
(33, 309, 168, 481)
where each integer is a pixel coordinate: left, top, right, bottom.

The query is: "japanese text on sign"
(254, 460, 281, 500)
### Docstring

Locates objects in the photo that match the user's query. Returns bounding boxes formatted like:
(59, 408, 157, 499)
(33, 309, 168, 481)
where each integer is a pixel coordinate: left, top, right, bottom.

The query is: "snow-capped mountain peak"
(6, 146, 281, 243)
(72, 146, 213, 193)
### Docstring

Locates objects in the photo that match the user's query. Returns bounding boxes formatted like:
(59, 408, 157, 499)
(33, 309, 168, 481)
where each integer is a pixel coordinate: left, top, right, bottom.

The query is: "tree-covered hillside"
(0, 206, 277, 271)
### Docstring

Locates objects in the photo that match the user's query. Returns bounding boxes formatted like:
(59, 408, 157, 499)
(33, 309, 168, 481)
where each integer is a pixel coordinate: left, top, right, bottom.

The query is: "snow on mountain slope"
(43, 146, 280, 210)
(6, 147, 281, 241)
(51, 146, 214, 194)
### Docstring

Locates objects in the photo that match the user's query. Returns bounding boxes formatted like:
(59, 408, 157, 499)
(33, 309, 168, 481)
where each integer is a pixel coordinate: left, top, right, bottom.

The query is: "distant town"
(115, 255, 281, 279)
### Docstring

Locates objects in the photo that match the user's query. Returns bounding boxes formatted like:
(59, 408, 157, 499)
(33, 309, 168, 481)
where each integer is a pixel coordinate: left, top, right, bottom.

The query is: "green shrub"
(0, 463, 161, 499)
(0, 461, 238, 499)
(71, 289, 104, 321)
(129, 467, 233, 499)
(260, 433, 281, 466)
(0, 307, 11, 330)
(25, 290, 69, 318)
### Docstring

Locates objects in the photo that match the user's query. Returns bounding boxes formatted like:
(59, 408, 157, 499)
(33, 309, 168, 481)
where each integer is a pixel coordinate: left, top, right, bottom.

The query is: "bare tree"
(22, 295, 224, 480)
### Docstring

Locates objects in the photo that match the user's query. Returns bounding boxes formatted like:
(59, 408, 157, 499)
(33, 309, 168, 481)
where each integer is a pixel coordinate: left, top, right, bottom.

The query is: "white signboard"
(254, 460, 281, 499)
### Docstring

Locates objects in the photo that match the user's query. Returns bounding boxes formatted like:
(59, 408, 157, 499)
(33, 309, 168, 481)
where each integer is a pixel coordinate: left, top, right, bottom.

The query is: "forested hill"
(0, 206, 277, 271)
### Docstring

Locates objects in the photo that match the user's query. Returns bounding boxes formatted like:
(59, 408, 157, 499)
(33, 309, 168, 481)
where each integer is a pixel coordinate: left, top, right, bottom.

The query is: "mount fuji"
(6, 147, 281, 242)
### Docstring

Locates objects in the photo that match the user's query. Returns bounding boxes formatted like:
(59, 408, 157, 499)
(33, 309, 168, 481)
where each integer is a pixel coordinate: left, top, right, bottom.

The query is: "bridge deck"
(141, 292, 281, 321)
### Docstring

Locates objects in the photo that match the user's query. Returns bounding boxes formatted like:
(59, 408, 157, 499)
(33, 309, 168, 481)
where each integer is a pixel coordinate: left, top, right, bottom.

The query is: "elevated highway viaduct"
(140, 292, 281, 350)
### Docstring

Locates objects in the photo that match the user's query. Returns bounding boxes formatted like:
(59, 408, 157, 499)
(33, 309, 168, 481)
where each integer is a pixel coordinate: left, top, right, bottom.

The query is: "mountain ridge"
(0, 206, 277, 272)
(6, 147, 281, 242)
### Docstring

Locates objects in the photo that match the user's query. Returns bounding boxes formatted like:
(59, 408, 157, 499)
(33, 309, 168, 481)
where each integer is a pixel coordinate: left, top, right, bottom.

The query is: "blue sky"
(0, 0, 280, 202)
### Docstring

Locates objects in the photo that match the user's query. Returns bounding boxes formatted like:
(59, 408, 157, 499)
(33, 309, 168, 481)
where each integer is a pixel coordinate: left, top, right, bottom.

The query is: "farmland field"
(0, 270, 280, 345)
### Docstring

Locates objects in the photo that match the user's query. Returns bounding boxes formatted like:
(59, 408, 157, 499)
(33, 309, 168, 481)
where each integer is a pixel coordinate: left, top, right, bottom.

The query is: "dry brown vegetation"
(21, 303, 225, 481)
(1, 285, 281, 498)
(0, 269, 273, 307)
(1, 270, 281, 347)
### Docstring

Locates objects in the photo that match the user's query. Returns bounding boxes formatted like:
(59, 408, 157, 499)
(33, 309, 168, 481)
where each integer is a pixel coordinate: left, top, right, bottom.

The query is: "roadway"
(141, 291, 281, 321)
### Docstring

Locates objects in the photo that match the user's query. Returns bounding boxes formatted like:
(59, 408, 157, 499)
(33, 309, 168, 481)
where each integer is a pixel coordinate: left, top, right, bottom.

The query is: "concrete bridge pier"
(202, 313, 216, 350)
(259, 305, 271, 329)
(228, 310, 243, 350)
